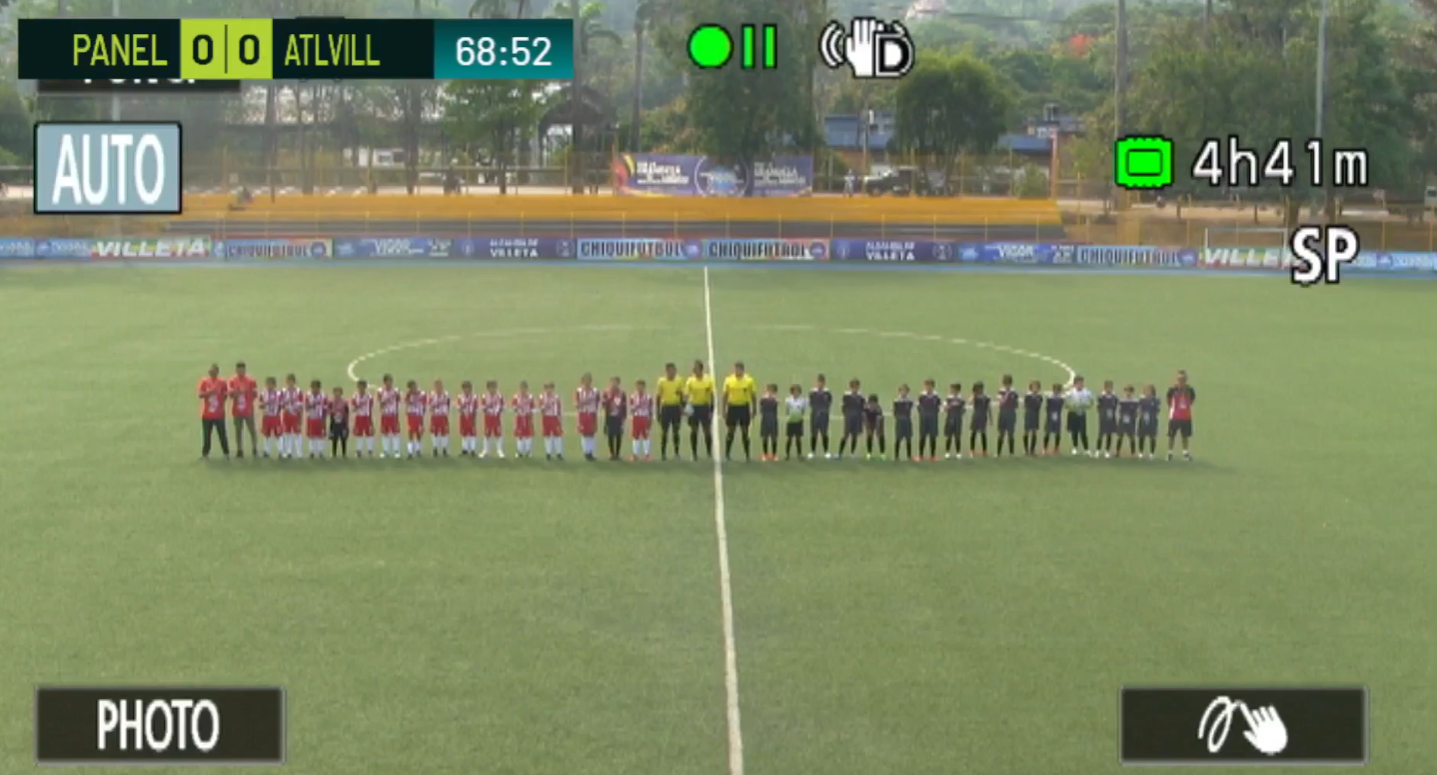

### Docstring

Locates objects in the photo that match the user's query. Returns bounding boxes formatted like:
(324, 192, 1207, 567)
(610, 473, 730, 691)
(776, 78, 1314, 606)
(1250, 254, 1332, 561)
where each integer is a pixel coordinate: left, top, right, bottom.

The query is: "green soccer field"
(1, 263, 1433, 774)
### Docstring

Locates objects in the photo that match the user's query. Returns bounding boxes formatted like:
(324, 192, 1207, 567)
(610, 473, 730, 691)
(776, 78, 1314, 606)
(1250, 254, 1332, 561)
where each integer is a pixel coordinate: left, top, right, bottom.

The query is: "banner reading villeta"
(611, 154, 813, 197)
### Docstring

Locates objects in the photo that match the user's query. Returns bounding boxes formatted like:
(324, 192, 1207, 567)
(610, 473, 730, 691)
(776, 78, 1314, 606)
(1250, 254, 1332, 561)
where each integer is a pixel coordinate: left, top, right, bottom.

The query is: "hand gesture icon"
(844, 17, 878, 78)
(1240, 704, 1288, 756)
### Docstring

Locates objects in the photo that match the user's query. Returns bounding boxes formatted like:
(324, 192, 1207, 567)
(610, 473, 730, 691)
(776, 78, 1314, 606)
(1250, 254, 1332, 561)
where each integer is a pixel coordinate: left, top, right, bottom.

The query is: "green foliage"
(893, 54, 1011, 169)
(1013, 162, 1050, 197)
(0, 81, 31, 163)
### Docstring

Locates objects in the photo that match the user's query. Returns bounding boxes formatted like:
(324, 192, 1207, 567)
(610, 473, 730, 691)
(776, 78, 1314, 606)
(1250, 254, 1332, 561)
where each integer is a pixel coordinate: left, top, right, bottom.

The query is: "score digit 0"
(179, 19, 273, 80)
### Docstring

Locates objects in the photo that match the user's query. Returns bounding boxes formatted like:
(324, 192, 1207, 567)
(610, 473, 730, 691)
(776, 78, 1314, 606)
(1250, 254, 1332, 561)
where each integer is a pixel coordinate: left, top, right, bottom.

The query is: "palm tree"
(628, 0, 662, 152)
(467, 0, 530, 18)
(547, 0, 620, 192)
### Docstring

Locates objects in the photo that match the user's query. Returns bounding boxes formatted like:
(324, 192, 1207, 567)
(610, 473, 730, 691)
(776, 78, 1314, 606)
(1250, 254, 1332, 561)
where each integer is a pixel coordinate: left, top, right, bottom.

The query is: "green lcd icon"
(1114, 136, 1174, 190)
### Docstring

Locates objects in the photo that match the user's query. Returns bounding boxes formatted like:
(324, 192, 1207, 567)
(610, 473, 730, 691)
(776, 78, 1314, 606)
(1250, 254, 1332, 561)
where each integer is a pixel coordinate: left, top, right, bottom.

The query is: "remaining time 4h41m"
(1191, 137, 1368, 188)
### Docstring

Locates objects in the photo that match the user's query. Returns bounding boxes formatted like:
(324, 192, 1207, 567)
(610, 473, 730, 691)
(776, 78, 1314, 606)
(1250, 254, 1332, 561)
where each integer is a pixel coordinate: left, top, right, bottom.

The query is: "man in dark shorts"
(721, 361, 757, 462)
(1165, 370, 1196, 461)
(1022, 380, 1043, 456)
(655, 362, 685, 460)
(943, 382, 965, 459)
(863, 393, 886, 460)
(892, 384, 915, 461)
(808, 374, 832, 459)
(995, 374, 1018, 457)
(685, 360, 715, 459)
(916, 378, 942, 461)
(328, 386, 350, 458)
(837, 378, 865, 460)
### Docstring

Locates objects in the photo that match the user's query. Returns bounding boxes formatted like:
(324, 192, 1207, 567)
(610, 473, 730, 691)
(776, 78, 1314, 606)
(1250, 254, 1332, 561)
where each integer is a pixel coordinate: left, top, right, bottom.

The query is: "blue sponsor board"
(334, 237, 452, 258)
(1354, 252, 1437, 272)
(216, 238, 332, 259)
(457, 237, 574, 259)
(702, 238, 829, 261)
(831, 239, 954, 263)
(34, 238, 92, 258)
(1075, 245, 1196, 267)
(956, 242, 1076, 264)
(0, 238, 36, 257)
(576, 238, 701, 261)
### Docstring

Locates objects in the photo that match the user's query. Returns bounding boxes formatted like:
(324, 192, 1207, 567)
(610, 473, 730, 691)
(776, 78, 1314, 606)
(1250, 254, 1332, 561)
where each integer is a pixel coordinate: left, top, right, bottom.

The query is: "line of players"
(215, 366, 1196, 462)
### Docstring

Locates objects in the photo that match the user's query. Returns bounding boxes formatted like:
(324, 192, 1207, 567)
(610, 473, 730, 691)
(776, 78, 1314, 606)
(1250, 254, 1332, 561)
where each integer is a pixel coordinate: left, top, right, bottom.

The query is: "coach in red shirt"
(1165, 369, 1197, 461)
(229, 361, 259, 459)
(198, 364, 230, 460)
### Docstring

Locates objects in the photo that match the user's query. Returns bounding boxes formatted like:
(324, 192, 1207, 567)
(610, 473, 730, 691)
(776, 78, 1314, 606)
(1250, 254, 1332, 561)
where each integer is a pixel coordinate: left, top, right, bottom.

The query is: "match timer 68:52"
(431, 20, 574, 80)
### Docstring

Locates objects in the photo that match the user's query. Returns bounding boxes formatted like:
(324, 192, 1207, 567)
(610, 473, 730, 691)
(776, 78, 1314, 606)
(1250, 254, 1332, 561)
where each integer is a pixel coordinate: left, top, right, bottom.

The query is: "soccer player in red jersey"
(458, 381, 480, 456)
(1165, 369, 1197, 461)
(259, 376, 284, 458)
(377, 374, 402, 458)
(198, 364, 230, 460)
(512, 381, 537, 458)
(403, 380, 427, 458)
(540, 382, 564, 461)
(350, 379, 375, 457)
(575, 373, 600, 461)
(480, 380, 505, 459)
(304, 379, 329, 458)
(630, 379, 654, 461)
(329, 386, 350, 458)
(228, 361, 259, 459)
(429, 379, 452, 457)
(280, 374, 303, 459)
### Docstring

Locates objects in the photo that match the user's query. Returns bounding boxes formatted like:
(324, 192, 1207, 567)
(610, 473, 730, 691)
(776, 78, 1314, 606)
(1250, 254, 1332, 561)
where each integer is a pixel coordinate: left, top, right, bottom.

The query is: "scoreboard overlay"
(18, 18, 575, 82)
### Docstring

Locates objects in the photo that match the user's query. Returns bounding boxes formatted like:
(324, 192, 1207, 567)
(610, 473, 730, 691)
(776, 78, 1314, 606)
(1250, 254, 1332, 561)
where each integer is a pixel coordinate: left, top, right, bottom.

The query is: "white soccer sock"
(556, 437, 565, 455)
(643, 439, 651, 456)
(631, 439, 639, 455)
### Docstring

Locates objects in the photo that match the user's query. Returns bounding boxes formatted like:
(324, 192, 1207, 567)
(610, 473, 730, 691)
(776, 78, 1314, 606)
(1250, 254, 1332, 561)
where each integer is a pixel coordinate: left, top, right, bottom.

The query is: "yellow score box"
(179, 19, 273, 79)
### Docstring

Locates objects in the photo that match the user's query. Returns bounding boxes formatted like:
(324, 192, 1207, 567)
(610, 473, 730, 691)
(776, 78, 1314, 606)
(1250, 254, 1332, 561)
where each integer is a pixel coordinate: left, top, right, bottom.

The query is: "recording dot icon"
(689, 25, 733, 69)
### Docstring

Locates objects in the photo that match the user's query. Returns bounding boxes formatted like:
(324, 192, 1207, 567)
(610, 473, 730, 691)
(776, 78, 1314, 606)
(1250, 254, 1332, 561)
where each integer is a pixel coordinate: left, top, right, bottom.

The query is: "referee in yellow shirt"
(721, 361, 758, 462)
(655, 362, 686, 460)
(684, 359, 716, 459)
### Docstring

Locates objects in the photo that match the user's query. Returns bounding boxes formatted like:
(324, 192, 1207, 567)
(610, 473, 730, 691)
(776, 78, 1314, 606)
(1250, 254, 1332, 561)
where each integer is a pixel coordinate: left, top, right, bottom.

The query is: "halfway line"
(703, 266, 745, 775)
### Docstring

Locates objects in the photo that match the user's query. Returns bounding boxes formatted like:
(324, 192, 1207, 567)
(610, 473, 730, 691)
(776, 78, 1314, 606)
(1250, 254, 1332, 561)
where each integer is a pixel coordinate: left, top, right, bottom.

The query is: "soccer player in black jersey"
(758, 384, 780, 461)
(995, 374, 1018, 457)
(1022, 380, 1043, 456)
(1043, 383, 1065, 454)
(916, 379, 942, 461)
(969, 381, 991, 456)
(892, 384, 915, 461)
(1117, 384, 1139, 457)
(1096, 379, 1119, 458)
(863, 393, 886, 459)
(837, 379, 865, 459)
(943, 383, 966, 459)
(809, 374, 833, 459)
(1137, 384, 1160, 459)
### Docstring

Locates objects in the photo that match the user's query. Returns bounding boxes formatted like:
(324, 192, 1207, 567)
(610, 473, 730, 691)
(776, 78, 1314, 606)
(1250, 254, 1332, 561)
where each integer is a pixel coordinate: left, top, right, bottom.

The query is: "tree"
(893, 54, 1011, 189)
(628, 0, 662, 151)
(443, 80, 545, 193)
(548, 0, 620, 191)
(467, 0, 529, 18)
(678, 0, 815, 168)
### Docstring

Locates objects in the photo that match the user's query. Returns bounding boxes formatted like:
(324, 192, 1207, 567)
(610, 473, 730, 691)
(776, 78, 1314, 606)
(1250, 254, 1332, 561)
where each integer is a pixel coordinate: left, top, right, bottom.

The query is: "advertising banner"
(1074, 245, 1196, 267)
(831, 238, 954, 263)
(90, 236, 211, 260)
(1353, 252, 1437, 272)
(1200, 247, 1292, 269)
(216, 238, 332, 260)
(0, 238, 35, 258)
(35, 238, 93, 258)
(957, 242, 1075, 264)
(576, 238, 701, 261)
(456, 237, 574, 259)
(334, 237, 452, 258)
(702, 238, 829, 261)
(611, 153, 813, 197)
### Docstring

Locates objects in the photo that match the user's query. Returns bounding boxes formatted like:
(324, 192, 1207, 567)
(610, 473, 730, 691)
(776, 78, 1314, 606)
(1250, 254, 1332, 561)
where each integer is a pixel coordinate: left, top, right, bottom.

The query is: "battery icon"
(1114, 136, 1174, 190)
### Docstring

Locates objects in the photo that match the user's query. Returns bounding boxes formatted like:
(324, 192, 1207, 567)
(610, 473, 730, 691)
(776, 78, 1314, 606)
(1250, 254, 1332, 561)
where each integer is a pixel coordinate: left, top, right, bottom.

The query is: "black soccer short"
(760, 415, 778, 438)
(944, 417, 962, 436)
(786, 421, 803, 438)
(844, 414, 864, 437)
(1024, 413, 1041, 432)
(329, 422, 349, 441)
(811, 410, 830, 432)
(919, 416, 939, 438)
(606, 416, 625, 436)
(1138, 422, 1158, 439)
(660, 404, 683, 430)
(1066, 412, 1087, 433)
(997, 415, 1016, 433)
(895, 418, 913, 440)
(689, 404, 712, 428)
(970, 417, 989, 433)
(1099, 416, 1117, 435)
(1119, 421, 1137, 436)
(726, 404, 752, 428)
(1167, 419, 1193, 438)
